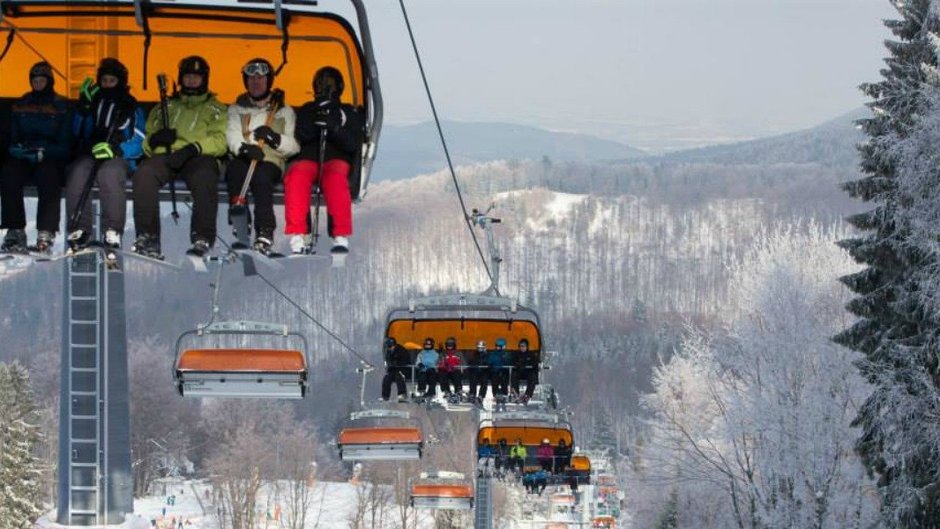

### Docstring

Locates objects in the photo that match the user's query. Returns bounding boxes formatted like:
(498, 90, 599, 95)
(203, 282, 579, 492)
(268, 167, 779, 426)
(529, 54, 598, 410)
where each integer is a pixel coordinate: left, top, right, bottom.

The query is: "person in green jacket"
(131, 56, 227, 258)
(509, 438, 528, 475)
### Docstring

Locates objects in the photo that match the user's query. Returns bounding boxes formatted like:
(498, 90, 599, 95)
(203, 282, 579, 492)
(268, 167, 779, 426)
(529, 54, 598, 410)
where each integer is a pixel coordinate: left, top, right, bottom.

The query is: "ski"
(107, 247, 183, 270)
(230, 248, 285, 273)
(185, 252, 209, 273)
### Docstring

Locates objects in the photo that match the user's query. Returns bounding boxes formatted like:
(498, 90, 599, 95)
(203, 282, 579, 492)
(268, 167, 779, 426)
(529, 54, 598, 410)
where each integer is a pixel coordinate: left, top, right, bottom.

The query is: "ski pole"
(233, 89, 284, 211)
(69, 107, 122, 236)
(311, 127, 327, 248)
(157, 73, 179, 224)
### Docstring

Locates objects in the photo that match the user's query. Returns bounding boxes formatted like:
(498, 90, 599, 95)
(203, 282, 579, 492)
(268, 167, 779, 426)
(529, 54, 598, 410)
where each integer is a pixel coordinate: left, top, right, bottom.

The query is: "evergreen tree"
(836, 1, 940, 525)
(654, 491, 679, 529)
(0, 362, 43, 527)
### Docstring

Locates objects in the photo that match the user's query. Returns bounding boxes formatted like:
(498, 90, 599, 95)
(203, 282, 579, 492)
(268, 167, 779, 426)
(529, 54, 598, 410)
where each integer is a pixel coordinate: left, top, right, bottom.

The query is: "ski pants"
(438, 370, 462, 394)
(416, 369, 437, 396)
(283, 159, 352, 237)
(132, 155, 219, 244)
(381, 367, 408, 400)
(467, 367, 484, 398)
(225, 158, 280, 237)
(482, 369, 507, 398)
(0, 157, 63, 233)
(65, 156, 128, 235)
(512, 368, 539, 399)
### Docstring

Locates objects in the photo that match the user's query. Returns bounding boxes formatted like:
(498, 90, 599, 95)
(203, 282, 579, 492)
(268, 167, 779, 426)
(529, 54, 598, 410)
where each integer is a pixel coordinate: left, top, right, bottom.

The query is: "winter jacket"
(484, 349, 508, 371)
(417, 348, 439, 372)
(73, 91, 146, 165)
(514, 349, 539, 371)
(226, 94, 300, 171)
(438, 351, 461, 373)
(144, 92, 227, 157)
(478, 444, 495, 458)
(536, 444, 554, 460)
(555, 444, 573, 468)
(509, 444, 527, 460)
(295, 100, 365, 164)
(384, 344, 411, 369)
(9, 90, 72, 162)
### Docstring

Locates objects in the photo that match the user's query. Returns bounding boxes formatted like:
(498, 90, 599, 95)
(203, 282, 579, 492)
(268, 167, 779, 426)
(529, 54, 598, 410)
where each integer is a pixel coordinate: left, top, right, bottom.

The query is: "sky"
(344, 0, 897, 152)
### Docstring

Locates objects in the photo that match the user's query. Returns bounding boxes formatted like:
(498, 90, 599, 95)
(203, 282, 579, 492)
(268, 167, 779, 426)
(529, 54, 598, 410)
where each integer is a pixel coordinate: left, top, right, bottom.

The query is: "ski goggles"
(242, 62, 272, 77)
(29, 63, 53, 79)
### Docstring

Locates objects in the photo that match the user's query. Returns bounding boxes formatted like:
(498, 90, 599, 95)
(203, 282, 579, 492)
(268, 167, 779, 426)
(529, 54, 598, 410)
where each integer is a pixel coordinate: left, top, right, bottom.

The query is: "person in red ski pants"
(284, 66, 364, 254)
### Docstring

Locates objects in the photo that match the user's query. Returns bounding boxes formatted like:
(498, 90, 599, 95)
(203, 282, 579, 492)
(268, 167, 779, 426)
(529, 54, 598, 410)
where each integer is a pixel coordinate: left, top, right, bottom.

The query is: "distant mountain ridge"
(373, 120, 647, 181)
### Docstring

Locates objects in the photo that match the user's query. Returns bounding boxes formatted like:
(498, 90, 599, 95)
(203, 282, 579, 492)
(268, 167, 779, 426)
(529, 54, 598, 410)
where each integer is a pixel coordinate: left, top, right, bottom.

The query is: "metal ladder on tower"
(66, 250, 103, 526)
(474, 468, 493, 529)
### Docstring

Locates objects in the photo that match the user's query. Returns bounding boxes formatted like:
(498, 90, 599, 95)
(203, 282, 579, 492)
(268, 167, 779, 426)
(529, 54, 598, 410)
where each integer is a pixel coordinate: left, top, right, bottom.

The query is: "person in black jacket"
(1, 62, 72, 254)
(511, 338, 540, 402)
(283, 67, 364, 255)
(381, 337, 411, 401)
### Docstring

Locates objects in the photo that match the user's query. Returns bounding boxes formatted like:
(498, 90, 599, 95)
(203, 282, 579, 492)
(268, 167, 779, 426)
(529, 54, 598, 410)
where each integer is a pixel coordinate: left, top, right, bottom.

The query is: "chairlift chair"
(592, 516, 617, 529)
(567, 454, 591, 485)
(409, 470, 473, 511)
(337, 409, 422, 461)
(174, 320, 310, 398)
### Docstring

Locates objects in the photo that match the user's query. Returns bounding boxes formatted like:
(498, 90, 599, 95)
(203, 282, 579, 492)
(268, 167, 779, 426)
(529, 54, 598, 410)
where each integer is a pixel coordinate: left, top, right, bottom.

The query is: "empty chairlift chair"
(568, 454, 591, 485)
(410, 471, 474, 510)
(337, 409, 422, 461)
(174, 321, 309, 399)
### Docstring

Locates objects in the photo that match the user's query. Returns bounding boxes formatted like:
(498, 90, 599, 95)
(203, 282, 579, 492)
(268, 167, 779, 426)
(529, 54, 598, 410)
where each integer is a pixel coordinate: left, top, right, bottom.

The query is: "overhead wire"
(397, 0, 500, 297)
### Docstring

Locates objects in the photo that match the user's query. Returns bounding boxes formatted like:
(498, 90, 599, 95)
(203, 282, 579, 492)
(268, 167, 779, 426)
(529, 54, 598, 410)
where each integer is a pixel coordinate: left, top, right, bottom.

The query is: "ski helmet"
(476, 340, 486, 350)
(423, 337, 435, 349)
(178, 55, 210, 95)
(241, 58, 274, 100)
(495, 338, 507, 348)
(97, 58, 129, 93)
(312, 66, 344, 100)
(28, 61, 54, 92)
(384, 337, 397, 348)
(445, 337, 457, 349)
(518, 338, 529, 348)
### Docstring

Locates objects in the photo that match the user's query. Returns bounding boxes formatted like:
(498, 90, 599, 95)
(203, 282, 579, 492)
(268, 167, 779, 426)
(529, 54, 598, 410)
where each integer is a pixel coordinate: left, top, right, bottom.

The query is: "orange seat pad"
(411, 484, 473, 498)
(338, 427, 423, 445)
(177, 349, 306, 373)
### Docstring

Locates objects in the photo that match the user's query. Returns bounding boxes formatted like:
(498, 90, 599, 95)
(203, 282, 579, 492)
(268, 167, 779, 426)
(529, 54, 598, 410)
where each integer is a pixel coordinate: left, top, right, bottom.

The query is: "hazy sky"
(354, 0, 896, 151)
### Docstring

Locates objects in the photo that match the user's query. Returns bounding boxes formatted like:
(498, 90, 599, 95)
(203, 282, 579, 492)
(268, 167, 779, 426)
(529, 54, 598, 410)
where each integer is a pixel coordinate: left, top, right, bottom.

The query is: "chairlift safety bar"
(350, 409, 410, 421)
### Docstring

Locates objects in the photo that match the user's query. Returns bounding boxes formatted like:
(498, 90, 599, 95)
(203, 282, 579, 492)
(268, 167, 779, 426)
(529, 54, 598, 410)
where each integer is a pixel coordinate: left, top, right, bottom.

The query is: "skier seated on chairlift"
(467, 340, 487, 403)
(66, 58, 146, 255)
(225, 58, 299, 255)
(554, 438, 572, 473)
(477, 437, 496, 475)
(508, 438, 527, 475)
(284, 67, 364, 255)
(414, 337, 439, 398)
(536, 438, 554, 473)
(131, 55, 228, 260)
(437, 336, 462, 397)
(381, 337, 411, 402)
(494, 438, 510, 478)
(485, 338, 510, 398)
(1, 62, 71, 254)
(511, 337, 539, 403)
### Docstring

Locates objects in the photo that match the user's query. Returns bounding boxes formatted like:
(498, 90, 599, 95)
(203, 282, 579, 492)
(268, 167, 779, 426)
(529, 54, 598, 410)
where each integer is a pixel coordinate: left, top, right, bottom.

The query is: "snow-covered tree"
(837, 1, 940, 525)
(0, 362, 43, 528)
(637, 224, 877, 528)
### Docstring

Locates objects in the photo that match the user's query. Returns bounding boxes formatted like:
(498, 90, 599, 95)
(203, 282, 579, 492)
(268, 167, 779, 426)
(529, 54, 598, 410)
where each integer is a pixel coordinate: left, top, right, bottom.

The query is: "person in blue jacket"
(1, 61, 72, 254)
(415, 337, 439, 398)
(66, 58, 145, 253)
(485, 338, 510, 398)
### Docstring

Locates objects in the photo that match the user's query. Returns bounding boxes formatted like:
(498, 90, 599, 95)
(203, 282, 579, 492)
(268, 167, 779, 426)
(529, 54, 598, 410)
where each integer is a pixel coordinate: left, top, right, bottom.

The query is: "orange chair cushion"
(338, 427, 422, 445)
(411, 484, 473, 499)
(177, 349, 306, 373)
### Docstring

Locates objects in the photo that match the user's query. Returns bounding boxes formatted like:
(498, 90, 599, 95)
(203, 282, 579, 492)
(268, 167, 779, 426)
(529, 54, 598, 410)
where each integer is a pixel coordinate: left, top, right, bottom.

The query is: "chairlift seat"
(175, 348, 307, 399)
(337, 426, 423, 461)
(410, 484, 474, 510)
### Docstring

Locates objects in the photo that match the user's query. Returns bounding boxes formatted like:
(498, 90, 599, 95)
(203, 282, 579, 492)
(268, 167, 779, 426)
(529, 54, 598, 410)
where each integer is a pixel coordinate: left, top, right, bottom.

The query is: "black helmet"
(423, 337, 435, 349)
(242, 57, 274, 100)
(97, 58, 129, 93)
(445, 337, 457, 349)
(178, 55, 210, 95)
(313, 66, 344, 101)
(519, 338, 529, 348)
(28, 61, 54, 92)
(384, 337, 396, 348)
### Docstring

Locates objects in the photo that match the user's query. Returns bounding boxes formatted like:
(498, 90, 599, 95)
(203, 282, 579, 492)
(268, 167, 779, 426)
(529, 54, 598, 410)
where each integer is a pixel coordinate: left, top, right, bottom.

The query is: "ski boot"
(331, 235, 349, 254)
(67, 229, 91, 254)
(253, 230, 274, 256)
(103, 230, 122, 268)
(186, 239, 211, 258)
(1, 229, 28, 254)
(290, 233, 313, 255)
(131, 234, 164, 260)
(34, 231, 55, 255)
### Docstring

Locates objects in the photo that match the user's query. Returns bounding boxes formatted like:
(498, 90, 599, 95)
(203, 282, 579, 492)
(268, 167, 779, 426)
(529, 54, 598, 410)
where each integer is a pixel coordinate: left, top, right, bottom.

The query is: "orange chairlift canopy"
(476, 412, 573, 448)
(0, 1, 367, 106)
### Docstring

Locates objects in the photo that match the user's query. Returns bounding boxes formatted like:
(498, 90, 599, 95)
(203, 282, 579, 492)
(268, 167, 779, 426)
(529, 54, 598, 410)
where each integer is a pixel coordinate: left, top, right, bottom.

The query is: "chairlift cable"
(397, 0, 498, 295)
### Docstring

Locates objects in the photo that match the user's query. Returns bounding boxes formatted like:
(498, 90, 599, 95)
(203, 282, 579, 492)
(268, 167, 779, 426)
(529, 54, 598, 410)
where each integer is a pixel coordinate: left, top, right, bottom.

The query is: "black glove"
(312, 99, 342, 131)
(165, 143, 199, 170)
(238, 143, 265, 162)
(149, 128, 177, 150)
(252, 125, 281, 149)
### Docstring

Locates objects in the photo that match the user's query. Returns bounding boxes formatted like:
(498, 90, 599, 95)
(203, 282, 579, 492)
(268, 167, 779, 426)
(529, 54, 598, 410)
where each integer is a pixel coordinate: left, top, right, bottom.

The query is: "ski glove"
(78, 77, 99, 114)
(149, 128, 177, 150)
(92, 142, 122, 160)
(252, 125, 281, 149)
(312, 99, 344, 131)
(9, 145, 40, 163)
(238, 143, 265, 162)
(165, 143, 200, 171)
